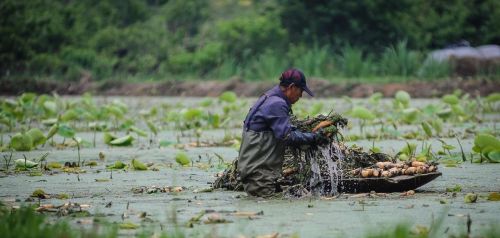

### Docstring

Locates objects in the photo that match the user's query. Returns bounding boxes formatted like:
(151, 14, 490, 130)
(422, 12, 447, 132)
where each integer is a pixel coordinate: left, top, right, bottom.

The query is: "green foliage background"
(0, 0, 499, 81)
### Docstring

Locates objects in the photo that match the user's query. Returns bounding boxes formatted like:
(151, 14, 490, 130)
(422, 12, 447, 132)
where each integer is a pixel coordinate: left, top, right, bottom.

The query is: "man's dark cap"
(279, 68, 314, 97)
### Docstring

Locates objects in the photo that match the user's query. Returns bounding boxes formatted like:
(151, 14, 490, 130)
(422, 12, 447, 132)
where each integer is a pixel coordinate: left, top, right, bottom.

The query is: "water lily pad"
(109, 135, 133, 146)
(219, 91, 237, 103)
(132, 158, 147, 170)
(129, 126, 148, 137)
(10, 133, 33, 151)
(351, 106, 375, 120)
(421, 122, 433, 137)
(487, 150, 500, 163)
(464, 193, 478, 203)
(15, 158, 38, 168)
(175, 152, 191, 166)
(57, 124, 75, 138)
(395, 90, 411, 105)
(27, 128, 46, 147)
(103, 132, 117, 145)
(442, 94, 459, 105)
(43, 101, 57, 113)
(474, 133, 500, 150)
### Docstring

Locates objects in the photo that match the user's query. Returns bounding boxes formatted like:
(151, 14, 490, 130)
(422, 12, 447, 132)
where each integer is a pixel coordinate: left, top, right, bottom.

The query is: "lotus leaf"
(487, 151, 500, 163)
(430, 119, 443, 134)
(27, 128, 46, 147)
(131, 158, 147, 170)
(486, 93, 500, 103)
(175, 152, 191, 166)
(57, 124, 75, 138)
(20, 93, 36, 104)
(109, 135, 134, 146)
(436, 108, 452, 119)
(114, 160, 126, 169)
(368, 92, 383, 104)
(43, 101, 57, 113)
(146, 120, 158, 135)
(219, 91, 237, 103)
(464, 193, 478, 203)
(103, 132, 117, 145)
(130, 126, 148, 137)
(474, 133, 500, 150)
(46, 124, 59, 140)
(421, 122, 433, 137)
(183, 108, 203, 121)
(351, 106, 375, 120)
(442, 94, 459, 105)
(61, 109, 79, 121)
(200, 98, 213, 107)
(15, 158, 38, 168)
(395, 90, 411, 105)
(402, 108, 419, 124)
(42, 118, 58, 126)
(400, 142, 417, 156)
(119, 222, 139, 229)
(10, 133, 33, 151)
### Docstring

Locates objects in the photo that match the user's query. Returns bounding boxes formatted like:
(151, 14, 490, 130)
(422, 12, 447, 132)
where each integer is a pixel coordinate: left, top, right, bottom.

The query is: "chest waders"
(238, 94, 286, 197)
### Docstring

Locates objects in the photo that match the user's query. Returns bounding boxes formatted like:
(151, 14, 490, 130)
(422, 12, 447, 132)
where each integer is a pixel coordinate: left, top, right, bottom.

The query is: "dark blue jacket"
(243, 85, 293, 140)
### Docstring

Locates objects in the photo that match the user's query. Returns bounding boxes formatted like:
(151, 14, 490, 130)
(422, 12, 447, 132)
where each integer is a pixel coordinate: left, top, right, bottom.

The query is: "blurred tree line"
(1, 0, 499, 81)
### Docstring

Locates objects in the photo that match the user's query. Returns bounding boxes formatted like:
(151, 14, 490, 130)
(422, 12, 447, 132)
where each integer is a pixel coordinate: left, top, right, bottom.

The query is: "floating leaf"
(46, 124, 59, 140)
(402, 108, 419, 124)
(159, 140, 175, 147)
(43, 101, 57, 113)
(395, 90, 411, 105)
(119, 222, 139, 229)
(103, 132, 117, 145)
(109, 135, 133, 146)
(130, 126, 148, 137)
(486, 93, 500, 103)
(175, 152, 190, 166)
(488, 192, 500, 201)
(27, 128, 46, 147)
(15, 158, 38, 168)
(146, 120, 158, 135)
(183, 108, 203, 121)
(219, 91, 237, 103)
(464, 193, 478, 203)
(132, 158, 147, 170)
(421, 122, 433, 137)
(57, 125, 75, 138)
(113, 160, 126, 169)
(446, 184, 462, 192)
(487, 150, 500, 163)
(10, 133, 33, 151)
(61, 109, 79, 121)
(474, 133, 500, 150)
(350, 106, 375, 120)
(442, 94, 459, 105)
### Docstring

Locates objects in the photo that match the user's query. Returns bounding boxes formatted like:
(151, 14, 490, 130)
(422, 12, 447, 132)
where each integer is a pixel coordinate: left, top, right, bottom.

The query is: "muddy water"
(0, 97, 499, 237)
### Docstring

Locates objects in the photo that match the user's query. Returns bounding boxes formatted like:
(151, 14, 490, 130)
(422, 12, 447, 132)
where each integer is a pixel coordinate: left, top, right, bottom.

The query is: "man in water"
(237, 68, 328, 197)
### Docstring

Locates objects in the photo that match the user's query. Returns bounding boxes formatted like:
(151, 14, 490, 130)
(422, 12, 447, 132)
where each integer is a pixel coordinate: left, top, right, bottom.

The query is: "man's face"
(285, 84, 303, 104)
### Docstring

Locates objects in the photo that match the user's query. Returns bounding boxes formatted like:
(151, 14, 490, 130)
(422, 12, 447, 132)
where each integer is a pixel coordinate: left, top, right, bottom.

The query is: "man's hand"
(314, 128, 330, 145)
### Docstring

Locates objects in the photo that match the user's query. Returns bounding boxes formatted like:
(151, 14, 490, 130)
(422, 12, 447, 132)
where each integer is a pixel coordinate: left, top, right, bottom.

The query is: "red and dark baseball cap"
(279, 68, 314, 97)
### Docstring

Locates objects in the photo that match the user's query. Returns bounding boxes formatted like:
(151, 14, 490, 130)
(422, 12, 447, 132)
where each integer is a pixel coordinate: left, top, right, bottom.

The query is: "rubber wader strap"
(244, 94, 269, 131)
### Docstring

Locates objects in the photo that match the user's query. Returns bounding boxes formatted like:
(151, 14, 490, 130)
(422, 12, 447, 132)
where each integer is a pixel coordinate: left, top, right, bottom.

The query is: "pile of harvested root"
(351, 161, 438, 178)
(213, 112, 439, 197)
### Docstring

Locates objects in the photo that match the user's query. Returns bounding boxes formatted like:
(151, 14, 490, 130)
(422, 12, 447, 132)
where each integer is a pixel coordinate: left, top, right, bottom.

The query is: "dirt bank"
(2, 77, 499, 98)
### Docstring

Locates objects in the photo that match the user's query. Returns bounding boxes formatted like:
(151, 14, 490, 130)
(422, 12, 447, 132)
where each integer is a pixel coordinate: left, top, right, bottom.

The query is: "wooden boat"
(336, 172, 442, 193)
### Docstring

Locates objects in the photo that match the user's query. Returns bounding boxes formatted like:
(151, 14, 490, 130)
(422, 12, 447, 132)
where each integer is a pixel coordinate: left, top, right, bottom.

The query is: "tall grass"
(379, 40, 422, 78)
